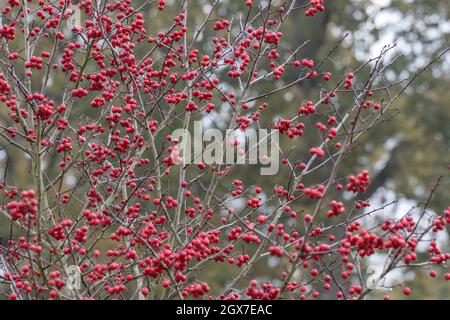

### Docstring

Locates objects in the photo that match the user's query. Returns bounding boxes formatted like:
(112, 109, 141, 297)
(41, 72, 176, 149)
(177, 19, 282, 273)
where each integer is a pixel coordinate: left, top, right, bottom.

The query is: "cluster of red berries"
(6, 190, 38, 224)
(346, 170, 370, 193)
(305, 0, 326, 16)
(48, 219, 73, 240)
(327, 200, 345, 217)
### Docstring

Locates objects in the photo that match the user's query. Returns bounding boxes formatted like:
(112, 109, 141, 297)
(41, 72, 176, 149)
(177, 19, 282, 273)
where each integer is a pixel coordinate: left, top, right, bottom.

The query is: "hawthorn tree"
(0, 0, 448, 300)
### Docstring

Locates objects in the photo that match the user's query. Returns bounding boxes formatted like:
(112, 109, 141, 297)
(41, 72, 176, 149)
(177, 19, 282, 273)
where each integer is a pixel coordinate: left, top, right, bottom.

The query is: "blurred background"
(0, 0, 449, 299)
